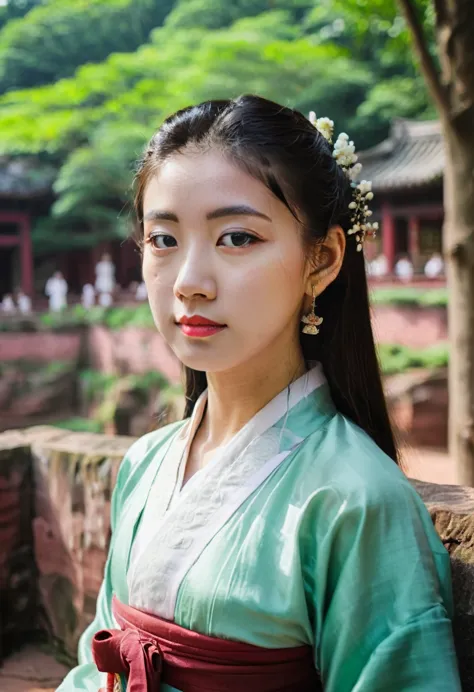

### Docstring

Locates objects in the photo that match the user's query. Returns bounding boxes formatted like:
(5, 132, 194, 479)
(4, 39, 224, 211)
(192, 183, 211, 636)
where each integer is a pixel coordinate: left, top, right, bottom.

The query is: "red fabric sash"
(92, 596, 322, 691)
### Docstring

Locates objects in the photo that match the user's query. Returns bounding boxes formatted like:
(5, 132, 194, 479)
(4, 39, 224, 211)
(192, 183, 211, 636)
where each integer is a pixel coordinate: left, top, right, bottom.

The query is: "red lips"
(178, 315, 225, 327)
(178, 315, 227, 339)
(177, 315, 227, 338)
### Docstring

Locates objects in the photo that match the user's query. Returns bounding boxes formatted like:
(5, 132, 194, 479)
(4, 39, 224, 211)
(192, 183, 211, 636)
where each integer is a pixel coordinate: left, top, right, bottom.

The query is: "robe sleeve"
(56, 449, 132, 691)
(311, 477, 462, 691)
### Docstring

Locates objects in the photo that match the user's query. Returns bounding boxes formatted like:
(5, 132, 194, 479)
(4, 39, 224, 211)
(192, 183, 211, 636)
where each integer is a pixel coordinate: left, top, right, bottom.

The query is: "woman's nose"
(173, 256, 217, 301)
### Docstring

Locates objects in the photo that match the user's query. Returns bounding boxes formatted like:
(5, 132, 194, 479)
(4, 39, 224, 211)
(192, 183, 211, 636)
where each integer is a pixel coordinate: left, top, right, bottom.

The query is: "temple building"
(0, 156, 55, 299)
(0, 118, 445, 302)
(359, 119, 444, 273)
(0, 156, 140, 301)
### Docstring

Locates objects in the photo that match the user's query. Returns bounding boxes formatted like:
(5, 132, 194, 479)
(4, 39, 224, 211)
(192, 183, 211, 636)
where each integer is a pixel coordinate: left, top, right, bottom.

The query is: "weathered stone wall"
(0, 361, 78, 433)
(0, 425, 133, 663)
(0, 433, 37, 663)
(0, 304, 448, 379)
(0, 428, 473, 688)
(386, 368, 448, 449)
(88, 325, 181, 382)
(0, 332, 82, 363)
(412, 480, 474, 690)
(371, 304, 447, 348)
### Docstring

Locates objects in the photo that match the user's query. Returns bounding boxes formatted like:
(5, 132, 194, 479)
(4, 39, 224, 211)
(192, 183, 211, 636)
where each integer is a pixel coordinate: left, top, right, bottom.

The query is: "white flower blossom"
(357, 180, 372, 195)
(348, 162, 363, 181)
(315, 117, 334, 142)
(306, 110, 376, 252)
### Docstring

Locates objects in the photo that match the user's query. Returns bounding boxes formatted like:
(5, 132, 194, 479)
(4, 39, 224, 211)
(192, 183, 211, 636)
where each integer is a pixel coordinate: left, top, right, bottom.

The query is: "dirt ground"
(0, 645, 70, 692)
(0, 446, 458, 690)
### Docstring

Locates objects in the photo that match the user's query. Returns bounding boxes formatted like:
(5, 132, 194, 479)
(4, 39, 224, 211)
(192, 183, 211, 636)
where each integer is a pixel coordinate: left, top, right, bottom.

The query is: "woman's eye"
(149, 234, 177, 250)
(219, 232, 259, 248)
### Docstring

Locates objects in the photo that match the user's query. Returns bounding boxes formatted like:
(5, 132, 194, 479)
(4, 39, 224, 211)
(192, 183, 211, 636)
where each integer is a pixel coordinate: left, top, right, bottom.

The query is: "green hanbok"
(58, 365, 461, 691)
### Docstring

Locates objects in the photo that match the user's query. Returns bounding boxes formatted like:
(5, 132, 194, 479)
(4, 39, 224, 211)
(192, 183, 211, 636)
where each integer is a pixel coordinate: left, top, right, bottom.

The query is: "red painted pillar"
(408, 216, 420, 270)
(20, 215, 33, 296)
(381, 202, 396, 272)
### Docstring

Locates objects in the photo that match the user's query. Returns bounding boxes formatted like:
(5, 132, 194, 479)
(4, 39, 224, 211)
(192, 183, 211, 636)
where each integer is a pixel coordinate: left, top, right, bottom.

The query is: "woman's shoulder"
(294, 414, 445, 558)
(297, 412, 420, 511)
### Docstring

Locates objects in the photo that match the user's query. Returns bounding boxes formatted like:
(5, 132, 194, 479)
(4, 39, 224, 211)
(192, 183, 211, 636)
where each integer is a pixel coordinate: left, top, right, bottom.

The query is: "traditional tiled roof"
(0, 156, 56, 198)
(358, 119, 444, 192)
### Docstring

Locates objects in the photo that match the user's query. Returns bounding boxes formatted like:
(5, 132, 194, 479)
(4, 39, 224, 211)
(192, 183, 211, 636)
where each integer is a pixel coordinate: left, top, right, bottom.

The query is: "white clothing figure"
(81, 283, 96, 309)
(1, 294, 16, 314)
(135, 281, 148, 301)
(17, 292, 32, 314)
(424, 253, 444, 279)
(98, 291, 113, 308)
(395, 256, 414, 283)
(95, 253, 115, 296)
(370, 254, 389, 279)
(45, 271, 68, 312)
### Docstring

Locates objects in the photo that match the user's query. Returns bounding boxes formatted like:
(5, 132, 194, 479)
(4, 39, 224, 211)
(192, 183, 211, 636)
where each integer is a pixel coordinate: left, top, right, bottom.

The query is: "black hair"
(134, 94, 398, 463)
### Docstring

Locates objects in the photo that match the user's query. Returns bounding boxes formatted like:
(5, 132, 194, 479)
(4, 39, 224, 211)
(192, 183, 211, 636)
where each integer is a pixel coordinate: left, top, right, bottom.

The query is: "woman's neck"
(200, 342, 306, 452)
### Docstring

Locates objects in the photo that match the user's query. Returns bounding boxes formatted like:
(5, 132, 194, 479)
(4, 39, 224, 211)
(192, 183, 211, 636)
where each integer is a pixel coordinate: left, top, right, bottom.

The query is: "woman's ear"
(304, 225, 346, 298)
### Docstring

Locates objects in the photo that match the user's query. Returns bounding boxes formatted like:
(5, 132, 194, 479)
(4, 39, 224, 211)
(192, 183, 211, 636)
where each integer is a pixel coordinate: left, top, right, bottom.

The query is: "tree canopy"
(0, 0, 436, 252)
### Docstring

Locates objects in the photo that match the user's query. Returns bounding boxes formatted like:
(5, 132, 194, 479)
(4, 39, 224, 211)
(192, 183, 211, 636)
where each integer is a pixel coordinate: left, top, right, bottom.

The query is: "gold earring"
(301, 286, 323, 335)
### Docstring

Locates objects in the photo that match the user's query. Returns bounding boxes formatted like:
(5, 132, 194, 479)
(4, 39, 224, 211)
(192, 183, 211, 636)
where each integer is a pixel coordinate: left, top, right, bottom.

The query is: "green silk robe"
(57, 365, 461, 691)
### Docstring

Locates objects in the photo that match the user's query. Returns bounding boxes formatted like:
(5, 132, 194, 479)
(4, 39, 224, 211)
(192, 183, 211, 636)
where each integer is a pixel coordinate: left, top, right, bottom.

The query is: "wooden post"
(382, 203, 396, 272)
(20, 215, 33, 296)
(408, 216, 420, 270)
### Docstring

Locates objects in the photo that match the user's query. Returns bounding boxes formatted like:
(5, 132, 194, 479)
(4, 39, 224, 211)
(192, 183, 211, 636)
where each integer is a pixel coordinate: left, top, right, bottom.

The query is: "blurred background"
(0, 0, 472, 689)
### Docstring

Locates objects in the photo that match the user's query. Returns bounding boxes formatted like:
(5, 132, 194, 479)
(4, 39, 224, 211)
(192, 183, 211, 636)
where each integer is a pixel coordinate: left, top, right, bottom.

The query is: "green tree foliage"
(0, 0, 42, 31)
(0, 0, 174, 92)
(303, 0, 435, 146)
(0, 16, 371, 155)
(0, 0, 439, 251)
(165, 0, 314, 31)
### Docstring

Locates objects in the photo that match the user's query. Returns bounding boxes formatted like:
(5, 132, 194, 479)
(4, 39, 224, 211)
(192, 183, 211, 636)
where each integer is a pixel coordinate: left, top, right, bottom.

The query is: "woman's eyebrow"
(206, 205, 272, 222)
(143, 205, 272, 223)
(143, 210, 178, 222)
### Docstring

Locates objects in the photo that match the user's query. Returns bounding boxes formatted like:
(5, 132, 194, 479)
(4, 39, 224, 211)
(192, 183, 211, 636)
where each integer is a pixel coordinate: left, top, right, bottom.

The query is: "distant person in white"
(95, 252, 115, 308)
(369, 253, 389, 279)
(95, 253, 115, 292)
(395, 255, 414, 283)
(1, 293, 16, 314)
(424, 252, 444, 279)
(45, 271, 68, 312)
(98, 291, 113, 308)
(81, 283, 96, 309)
(135, 281, 148, 301)
(17, 291, 32, 314)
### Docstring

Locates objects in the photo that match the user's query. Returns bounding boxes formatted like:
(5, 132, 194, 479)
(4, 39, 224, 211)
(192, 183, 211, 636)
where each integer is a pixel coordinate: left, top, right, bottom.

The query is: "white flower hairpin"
(309, 111, 378, 252)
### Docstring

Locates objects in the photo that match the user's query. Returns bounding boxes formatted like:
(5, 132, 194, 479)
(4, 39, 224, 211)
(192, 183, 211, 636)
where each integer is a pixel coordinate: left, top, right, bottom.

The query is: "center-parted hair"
(134, 94, 398, 464)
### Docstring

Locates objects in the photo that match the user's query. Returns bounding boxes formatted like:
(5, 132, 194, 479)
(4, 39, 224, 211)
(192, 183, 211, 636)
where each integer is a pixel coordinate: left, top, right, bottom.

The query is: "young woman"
(58, 95, 461, 691)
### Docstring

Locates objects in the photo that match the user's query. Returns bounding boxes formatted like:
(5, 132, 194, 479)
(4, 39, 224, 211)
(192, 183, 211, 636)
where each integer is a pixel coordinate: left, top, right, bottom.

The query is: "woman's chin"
(173, 346, 242, 374)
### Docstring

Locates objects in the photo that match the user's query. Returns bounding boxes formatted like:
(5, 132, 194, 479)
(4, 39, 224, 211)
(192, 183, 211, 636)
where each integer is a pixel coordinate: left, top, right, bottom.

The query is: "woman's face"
(141, 148, 309, 374)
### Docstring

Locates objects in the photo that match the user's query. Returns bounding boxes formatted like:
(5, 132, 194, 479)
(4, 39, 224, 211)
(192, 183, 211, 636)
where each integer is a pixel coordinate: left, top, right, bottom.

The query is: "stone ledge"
(0, 425, 135, 663)
(411, 479, 474, 689)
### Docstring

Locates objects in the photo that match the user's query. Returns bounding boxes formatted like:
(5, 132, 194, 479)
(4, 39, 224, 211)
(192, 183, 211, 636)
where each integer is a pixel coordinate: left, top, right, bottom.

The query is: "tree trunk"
(443, 119, 474, 485)
(435, 0, 474, 484)
(398, 0, 474, 482)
